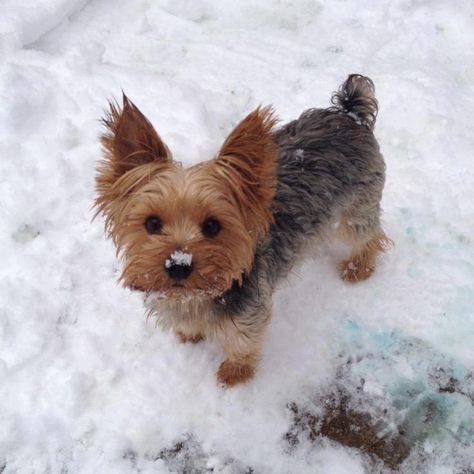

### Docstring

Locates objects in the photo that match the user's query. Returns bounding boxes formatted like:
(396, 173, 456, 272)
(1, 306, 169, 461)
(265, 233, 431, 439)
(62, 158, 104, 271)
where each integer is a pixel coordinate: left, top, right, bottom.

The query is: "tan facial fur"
(95, 96, 278, 299)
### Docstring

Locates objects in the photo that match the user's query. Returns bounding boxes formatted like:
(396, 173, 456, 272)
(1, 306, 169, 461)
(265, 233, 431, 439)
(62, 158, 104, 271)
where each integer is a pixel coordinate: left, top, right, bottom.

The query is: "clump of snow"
(165, 250, 193, 268)
(295, 148, 304, 159)
(1, 0, 473, 473)
(345, 111, 363, 125)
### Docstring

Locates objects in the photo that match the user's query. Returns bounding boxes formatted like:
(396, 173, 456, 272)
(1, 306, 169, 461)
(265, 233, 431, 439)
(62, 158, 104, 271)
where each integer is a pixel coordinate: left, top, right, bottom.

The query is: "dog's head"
(95, 96, 278, 298)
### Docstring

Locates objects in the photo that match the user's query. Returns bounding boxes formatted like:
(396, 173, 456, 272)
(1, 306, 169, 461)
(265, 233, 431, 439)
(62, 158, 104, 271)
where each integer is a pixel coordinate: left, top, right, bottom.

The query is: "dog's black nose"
(165, 262, 193, 281)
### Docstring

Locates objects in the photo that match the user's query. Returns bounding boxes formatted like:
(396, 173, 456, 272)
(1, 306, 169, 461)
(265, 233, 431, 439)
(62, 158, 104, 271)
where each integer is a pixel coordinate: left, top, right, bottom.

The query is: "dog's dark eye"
(202, 218, 221, 238)
(144, 216, 162, 234)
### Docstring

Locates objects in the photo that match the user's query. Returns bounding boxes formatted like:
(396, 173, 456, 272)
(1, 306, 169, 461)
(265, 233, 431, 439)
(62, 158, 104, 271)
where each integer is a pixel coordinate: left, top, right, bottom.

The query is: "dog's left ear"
(95, 94, 172, 236)
(99, 94, 171, 184)
(216, 106, 279, 236)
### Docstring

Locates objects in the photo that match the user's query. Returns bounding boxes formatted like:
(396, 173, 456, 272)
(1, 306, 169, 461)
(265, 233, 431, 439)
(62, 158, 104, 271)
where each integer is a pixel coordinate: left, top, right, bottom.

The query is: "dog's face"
(95, 96, 278, 298)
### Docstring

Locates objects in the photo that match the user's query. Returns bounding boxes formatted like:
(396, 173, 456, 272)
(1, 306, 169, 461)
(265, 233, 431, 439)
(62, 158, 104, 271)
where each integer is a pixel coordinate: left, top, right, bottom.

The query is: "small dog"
(95, 74, 391, 387)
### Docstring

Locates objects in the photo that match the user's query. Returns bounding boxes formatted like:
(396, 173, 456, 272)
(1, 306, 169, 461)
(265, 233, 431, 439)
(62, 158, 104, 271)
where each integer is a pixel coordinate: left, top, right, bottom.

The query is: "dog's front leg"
(216, 303, 272, 388)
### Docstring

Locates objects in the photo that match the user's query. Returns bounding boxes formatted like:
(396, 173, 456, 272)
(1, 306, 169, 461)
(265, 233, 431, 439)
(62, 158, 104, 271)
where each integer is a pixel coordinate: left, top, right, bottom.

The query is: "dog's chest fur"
(146, 295, 221, 338)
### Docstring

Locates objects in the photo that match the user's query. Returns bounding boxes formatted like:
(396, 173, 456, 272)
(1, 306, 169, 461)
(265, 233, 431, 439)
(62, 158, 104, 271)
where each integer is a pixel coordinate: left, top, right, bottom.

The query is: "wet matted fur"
(95, 74, 391, 387)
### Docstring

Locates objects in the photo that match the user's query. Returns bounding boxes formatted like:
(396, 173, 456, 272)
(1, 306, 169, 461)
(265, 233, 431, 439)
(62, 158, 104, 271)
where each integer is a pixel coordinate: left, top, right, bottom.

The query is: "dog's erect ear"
(99, 94, 171, 182)
(216, 106, 279, 236)
(95, 95, 172, 235)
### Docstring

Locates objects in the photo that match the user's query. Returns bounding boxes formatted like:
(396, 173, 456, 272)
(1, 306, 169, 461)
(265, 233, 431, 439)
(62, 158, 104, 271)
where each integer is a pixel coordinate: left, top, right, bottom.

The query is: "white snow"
(165, 251, 193, 269)
(1, 1, 474, 473)
(346, 111, 363, 125)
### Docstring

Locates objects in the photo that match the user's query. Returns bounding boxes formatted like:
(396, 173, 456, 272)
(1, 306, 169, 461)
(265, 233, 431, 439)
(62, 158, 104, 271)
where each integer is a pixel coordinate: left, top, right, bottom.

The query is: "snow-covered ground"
(1, 0, 473, 472)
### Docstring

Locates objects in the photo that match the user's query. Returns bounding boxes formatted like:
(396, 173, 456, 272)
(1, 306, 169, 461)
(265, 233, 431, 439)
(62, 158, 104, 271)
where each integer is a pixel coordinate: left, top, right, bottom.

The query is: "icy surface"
(1, 0, 473, 473)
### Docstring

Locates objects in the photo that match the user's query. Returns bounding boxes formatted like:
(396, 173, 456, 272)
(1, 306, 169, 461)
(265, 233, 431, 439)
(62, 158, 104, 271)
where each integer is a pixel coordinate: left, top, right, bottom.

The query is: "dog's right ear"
(99, 94, 171, 183)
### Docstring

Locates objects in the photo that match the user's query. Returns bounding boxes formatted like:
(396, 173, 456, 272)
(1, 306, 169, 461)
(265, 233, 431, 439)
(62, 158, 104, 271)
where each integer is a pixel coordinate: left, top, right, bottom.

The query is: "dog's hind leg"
(337, 203, 392, 283)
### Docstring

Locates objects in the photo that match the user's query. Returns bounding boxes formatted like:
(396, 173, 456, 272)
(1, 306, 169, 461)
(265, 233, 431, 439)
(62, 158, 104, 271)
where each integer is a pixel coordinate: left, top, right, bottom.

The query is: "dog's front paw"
(217, 359, 255, 388)
(176, 331, 205, 344)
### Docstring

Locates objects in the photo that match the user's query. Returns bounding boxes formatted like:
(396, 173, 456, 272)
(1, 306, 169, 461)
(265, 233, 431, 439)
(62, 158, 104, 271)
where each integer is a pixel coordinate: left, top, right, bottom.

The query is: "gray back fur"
(214, 75, 385, 319)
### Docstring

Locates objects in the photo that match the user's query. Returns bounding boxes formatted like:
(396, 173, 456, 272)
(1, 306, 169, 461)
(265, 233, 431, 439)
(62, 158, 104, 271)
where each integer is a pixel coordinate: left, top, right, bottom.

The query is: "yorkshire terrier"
(95, 74, 391, 387)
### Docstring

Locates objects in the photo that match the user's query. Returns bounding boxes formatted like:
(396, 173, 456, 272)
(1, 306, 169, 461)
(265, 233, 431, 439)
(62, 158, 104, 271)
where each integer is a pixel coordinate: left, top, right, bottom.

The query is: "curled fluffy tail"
(331, 74, 378, 130)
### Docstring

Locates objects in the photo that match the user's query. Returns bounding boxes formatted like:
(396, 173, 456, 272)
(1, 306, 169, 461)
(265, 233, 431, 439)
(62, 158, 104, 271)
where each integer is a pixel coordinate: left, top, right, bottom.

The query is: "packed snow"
(1, 1, 473, 473)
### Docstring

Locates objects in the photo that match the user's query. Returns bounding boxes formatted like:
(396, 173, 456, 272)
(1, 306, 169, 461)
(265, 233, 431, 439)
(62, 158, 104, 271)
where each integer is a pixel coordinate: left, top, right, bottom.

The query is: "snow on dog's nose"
(165, 251, 193, 281)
